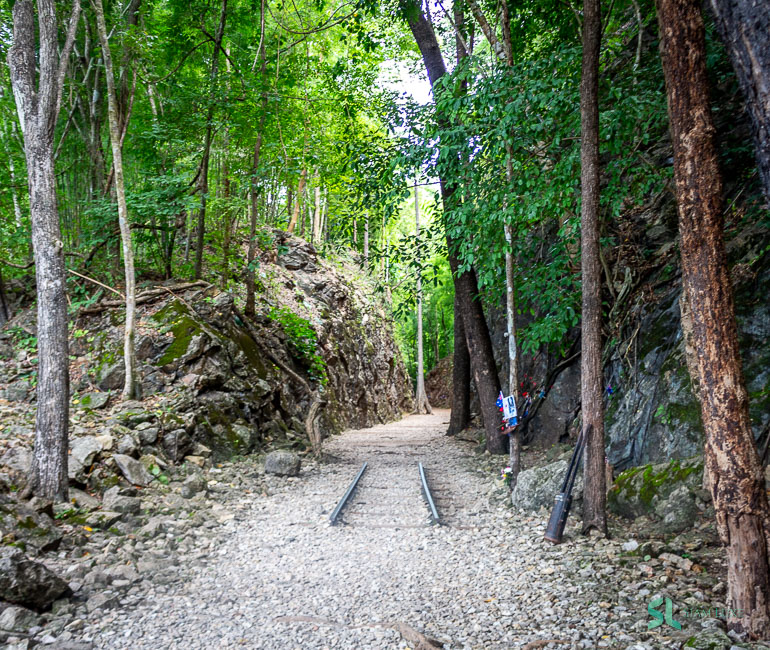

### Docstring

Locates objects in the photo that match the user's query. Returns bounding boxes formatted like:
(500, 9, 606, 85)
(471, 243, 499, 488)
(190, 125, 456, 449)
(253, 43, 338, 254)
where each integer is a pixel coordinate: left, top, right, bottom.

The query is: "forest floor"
(35, 410, 750, 650)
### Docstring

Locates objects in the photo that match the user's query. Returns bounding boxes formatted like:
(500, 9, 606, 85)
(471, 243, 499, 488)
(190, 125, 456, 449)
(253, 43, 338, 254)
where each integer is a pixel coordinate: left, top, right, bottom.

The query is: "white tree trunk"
(8, 0, 80, 501)
(312, 181, 321, 243)
(94, 0, 139, 400)
(414, 181, 432, 415)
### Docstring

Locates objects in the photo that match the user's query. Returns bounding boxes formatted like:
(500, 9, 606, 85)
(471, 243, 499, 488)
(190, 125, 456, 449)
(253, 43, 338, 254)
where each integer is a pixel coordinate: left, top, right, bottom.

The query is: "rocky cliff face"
(485, 192, 770, 471)
(0, 232, 413, 492)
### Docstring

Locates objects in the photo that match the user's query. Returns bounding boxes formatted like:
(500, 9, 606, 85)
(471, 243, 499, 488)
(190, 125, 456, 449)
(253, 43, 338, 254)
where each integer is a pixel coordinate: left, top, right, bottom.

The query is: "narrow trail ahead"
(81, 412, 661, 649)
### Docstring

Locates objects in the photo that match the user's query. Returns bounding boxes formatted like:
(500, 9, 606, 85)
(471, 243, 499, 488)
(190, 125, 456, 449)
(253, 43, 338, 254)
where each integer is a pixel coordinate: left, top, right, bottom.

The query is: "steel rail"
(419, 462, 441, 525)
(329, 462, 368, 525)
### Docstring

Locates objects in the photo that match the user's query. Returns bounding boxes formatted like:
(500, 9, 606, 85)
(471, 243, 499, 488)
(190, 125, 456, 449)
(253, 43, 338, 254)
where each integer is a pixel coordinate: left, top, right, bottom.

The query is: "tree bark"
(94, 0, 139, 401)
(287, 166, 307, 234)
(0, 266, 10, 327)
(312, 182, 321, 244)
(8, 0, 80, 501)
(448, 294, 471, 435)
(657, 0, 770, 637)
(246, 62, 268, 316)
(580, 0, 607, 535)
(194, 0, 227, 279)
(405, 2, 504, 453)
(709, 0, 770, 202)
(414, 181, 432, 415)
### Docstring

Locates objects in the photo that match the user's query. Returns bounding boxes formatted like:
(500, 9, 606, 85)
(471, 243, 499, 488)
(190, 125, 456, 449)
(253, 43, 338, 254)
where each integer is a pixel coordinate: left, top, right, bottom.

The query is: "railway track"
(328, 460, 443, 527)
(321, 411, 492, 529)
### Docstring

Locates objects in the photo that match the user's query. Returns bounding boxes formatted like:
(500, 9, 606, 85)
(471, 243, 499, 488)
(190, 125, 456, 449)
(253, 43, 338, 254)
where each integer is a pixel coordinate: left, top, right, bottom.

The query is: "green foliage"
(268, 307, 327, 384)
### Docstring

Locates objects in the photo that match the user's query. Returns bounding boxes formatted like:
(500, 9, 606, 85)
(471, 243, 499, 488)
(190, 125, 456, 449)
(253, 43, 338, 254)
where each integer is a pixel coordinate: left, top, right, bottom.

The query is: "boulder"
(68, 436, 103, 483)
(113, 454, 153, 487)
(162, 429, 193, 462)
(180, 474, 207, 499)
(116, 434, 139, 457)
(608, 456, 703, 519)
(0, 547, 70, 610)
(0, 605, 40, 633)
(0, 381, 29, 402)
(102, 487, 141, 515)
(137, 426, 159, 446)
(231, 423, 257, 453)
(75, 392, 109, 410)
(264, 450, 301, 476)
(68, 488, 100, 511)
(98, 362, 125, 391)
(0, 446, 32, 489)
(0, 497, 63, 554)
(655, 485, 699, 534)
(511, 459, 583, 512)
(84, 510, 123, 529)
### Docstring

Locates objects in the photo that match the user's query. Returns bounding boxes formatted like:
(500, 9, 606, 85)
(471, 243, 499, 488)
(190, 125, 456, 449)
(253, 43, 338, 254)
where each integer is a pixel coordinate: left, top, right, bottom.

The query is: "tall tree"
(657, 0, 770, 637)
(579, 0, 607, 535)
(194, 0, 227, 279)
(7, 0, 80, 500)
(447, 0, 471, 437)
(94, 0, 140, 400)
(404, 2, 505, 454)
(709, 0, 770, 202)
(467, 0, 522, 482)
(413, 180, 432, 415)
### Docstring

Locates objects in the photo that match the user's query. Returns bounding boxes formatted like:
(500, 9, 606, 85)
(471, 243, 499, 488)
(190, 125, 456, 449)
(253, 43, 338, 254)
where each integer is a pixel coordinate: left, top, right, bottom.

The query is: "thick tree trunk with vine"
(406, 4, 505, 454)
(709, 0, 770, 202)
(580, 0, 607, 536)
(94, 0, 140, 401)
(8, 0, 80, 501)
(657, 0, 770, 637)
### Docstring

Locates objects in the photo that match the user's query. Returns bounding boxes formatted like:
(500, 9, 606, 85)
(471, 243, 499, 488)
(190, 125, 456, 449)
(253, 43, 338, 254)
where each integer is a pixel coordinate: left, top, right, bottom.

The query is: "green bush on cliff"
(268, 307, 327, 384)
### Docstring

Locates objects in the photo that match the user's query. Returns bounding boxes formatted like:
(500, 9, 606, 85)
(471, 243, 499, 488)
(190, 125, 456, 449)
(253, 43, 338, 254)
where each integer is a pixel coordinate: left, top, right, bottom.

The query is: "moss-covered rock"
(608, 456, 703, 519)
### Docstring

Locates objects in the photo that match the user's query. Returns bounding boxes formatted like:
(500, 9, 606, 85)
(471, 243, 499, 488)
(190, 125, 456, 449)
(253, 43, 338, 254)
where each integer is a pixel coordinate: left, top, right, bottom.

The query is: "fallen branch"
(78, 281, 210, 314)
(67, 268, 124, 298)
(522, 641, 571, 650)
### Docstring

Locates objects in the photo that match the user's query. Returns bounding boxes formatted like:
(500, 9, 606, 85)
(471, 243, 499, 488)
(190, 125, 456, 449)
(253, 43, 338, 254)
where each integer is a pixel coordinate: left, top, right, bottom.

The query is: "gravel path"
(73, 412, 739, 649)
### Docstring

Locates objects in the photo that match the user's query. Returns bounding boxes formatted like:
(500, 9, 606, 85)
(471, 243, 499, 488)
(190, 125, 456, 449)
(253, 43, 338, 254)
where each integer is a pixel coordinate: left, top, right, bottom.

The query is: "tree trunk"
(580, 0, 607, 535)
(287, 167, 307, 234)
(657, 0, 770, 637)
(414, 181, 432, 415)
(194, 0, 227, 279)
(363, 214, 369, 268)
(0, 266, 10, 327)
(312, 183, 321, 243)
(405, 3, 504, 454)
(8, 0, 80, 501)
(505, 219, 521, 484)
(1, 121, 24, 228)
(448, 294, 471, 435)
(709, 0, 770, 202)
(246, 97, 267, 316)
(94, 0, 139, 400)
